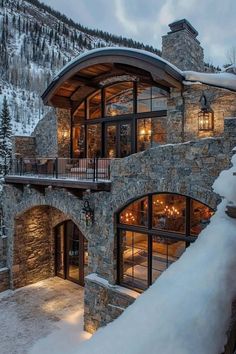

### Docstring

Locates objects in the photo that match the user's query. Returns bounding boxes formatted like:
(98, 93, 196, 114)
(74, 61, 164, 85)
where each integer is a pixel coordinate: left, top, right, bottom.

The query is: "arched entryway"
(55, 220, 88, 286)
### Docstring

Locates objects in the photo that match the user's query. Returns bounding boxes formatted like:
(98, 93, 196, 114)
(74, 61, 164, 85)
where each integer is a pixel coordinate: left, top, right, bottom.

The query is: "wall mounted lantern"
(198, 93, 214, 131)
(82, 200, 94, 226)
(61, 128, 69, 139)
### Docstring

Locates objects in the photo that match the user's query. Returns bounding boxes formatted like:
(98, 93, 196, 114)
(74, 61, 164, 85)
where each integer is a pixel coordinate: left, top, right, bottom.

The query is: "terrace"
(5, 157, 112, 191)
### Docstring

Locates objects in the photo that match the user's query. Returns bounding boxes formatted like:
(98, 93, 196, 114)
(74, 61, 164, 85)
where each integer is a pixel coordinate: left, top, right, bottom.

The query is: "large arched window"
(117, 193, 214, 292)
(72, 81, 168, 158)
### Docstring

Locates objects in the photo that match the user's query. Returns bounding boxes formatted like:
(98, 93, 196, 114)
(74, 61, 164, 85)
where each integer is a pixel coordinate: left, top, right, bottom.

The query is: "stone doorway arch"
(12, 205, 87, 289)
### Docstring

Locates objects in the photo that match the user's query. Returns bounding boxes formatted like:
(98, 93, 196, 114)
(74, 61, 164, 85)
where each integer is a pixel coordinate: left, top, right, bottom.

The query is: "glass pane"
(106, 82, 133, 116)
(137, 84, 167, 113)
(73, 102, 85, 123)
(152, 194, 186, 233)
(152, 235, 185, 283)
(190, 200, 214, 236)
(137, 83, 151, 113)
(67, 222, 80, 282)
(137, 118, 151, 152)
(87, 124, 102, 158)
(151, 87, 167, 111)
(55, 225, 64, 277)
(119, 197, 148, 227)
(120, 231, 148, 291)
(151, 117, 167, 146)
(106, 124, 117, 158)
(73, 125, 85, 158)
(88, 90, 101, 119)
(120, 123, 131, 157)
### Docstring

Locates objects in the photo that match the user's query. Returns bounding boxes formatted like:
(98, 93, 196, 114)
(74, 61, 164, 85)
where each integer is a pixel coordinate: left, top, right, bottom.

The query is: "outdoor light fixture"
(61, 128, 69, 139)
(82, 200, 94, 226)
(198, 93, 214, 131)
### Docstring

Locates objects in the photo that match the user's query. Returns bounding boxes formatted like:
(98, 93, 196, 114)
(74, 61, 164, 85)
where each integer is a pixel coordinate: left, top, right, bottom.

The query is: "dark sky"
(42, 0, 236, 67)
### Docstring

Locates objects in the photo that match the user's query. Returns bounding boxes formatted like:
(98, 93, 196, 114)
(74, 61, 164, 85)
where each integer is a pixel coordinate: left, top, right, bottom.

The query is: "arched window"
(117, 193, 214, 292)
(72, 81, 168, 158)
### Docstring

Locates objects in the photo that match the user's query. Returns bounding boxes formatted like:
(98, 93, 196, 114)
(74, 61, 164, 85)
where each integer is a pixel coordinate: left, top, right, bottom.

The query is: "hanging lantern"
(198, 93, 214, 131)
(81, 200, 94, 226)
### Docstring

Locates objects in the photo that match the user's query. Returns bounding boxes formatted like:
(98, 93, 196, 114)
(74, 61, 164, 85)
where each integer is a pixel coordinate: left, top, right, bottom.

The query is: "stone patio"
(0, 277, 85, 354)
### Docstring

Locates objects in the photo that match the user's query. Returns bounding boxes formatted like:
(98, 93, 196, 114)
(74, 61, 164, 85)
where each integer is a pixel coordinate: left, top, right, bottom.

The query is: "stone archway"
(12, 205, 80, 289)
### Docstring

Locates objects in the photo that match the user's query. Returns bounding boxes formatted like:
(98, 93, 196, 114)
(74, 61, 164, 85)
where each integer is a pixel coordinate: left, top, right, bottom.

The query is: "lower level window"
(118, 193, 214, 292)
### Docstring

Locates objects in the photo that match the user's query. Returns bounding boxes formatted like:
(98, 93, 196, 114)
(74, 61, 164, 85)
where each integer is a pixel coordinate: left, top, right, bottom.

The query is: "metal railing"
(7, 157, 111, 181)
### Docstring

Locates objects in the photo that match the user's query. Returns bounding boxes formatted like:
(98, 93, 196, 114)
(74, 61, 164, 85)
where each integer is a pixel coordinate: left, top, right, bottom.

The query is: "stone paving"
(0, 277, 84, 354)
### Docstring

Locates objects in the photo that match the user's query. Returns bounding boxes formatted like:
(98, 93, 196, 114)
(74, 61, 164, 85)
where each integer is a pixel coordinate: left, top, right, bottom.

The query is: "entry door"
(55, 221, 88, 286)
(105, 122, 132, 158)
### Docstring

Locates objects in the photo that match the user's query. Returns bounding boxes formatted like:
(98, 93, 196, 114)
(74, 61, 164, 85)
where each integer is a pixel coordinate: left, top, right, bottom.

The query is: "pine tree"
(0, 96, 12, 175)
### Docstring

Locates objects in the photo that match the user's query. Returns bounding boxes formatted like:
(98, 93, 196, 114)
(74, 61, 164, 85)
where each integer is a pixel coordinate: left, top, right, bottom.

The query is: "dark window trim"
(117, 193, 214, 292)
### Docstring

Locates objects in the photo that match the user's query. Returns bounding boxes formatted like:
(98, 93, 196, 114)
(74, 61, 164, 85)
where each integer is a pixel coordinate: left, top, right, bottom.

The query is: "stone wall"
(84, 274, 138, 332)
(12, 136, 36, 158)
(162, 29, 204, 71)
(0, 267, 9, 292)
(57, 108, 71, 158)
(166, 88, 184, 143)
(33, 109, 58, 157)
(183, 84, 236, 141)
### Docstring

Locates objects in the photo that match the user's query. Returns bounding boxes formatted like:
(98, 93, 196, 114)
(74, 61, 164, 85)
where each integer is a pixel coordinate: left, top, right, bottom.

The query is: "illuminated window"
(118, 193, 214, 292)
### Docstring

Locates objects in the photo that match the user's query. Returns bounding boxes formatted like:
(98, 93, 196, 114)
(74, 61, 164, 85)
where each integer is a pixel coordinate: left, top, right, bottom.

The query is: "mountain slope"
(0, 0, 161, 135)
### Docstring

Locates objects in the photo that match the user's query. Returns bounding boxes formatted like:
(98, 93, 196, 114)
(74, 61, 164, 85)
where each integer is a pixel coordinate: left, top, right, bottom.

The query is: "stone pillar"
(57, 108, 71, 158)
(166, 88, 184, 143)
(162, 19, 204, 71)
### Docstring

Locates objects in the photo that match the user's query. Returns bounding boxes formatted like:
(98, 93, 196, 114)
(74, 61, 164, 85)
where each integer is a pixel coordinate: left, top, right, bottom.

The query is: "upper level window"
(105, 82, 134, 116)
(137, 83, 167, 113)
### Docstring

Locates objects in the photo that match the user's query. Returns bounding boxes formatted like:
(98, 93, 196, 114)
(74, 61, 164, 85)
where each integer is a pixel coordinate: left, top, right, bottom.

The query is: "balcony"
(5, 158, 112, 191)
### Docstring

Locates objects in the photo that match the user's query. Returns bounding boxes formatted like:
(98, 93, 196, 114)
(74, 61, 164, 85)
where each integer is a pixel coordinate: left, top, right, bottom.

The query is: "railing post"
(93, 157, 96, 182)
(55, 157, 58, 179)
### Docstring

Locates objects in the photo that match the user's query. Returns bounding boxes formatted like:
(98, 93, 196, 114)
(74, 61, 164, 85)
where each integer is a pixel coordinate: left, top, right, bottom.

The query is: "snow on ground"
(0, 277, 85, 354)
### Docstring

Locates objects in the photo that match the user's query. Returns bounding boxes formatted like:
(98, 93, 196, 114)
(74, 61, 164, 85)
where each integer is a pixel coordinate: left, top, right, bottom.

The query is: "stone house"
(1, 18, 236, 345)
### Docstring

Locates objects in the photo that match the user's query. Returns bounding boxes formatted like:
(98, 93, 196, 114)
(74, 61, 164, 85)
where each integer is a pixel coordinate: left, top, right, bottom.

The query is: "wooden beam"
(50, 95, 72, 109)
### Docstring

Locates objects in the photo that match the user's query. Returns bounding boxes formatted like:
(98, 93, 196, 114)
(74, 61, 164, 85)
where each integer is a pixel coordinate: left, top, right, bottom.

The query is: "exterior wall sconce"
(61, 128, 69, 139)
(81, 200, 94, 226)
(198, 93, 214, 131)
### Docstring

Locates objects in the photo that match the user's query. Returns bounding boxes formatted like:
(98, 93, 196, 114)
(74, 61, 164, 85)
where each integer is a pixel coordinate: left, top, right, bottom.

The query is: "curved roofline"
(42, 47, 184, 105)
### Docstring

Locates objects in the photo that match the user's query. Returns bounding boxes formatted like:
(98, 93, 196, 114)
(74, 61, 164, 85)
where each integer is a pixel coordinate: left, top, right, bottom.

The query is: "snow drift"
(74, 154, 236, 354)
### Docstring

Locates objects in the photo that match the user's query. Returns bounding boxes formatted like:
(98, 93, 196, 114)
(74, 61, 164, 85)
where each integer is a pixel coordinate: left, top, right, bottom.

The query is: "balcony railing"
(7, 157, 111, 182)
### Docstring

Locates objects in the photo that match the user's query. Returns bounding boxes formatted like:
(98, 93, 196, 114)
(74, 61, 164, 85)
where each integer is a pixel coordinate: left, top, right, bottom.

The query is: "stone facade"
(34, 110, 58, 157)
(12, 136, 36, 158)
(57, 108, 71, 158)
(162, 24, 204, 71)
(0, 267, 9, 292)
(84, 274, 138, 332)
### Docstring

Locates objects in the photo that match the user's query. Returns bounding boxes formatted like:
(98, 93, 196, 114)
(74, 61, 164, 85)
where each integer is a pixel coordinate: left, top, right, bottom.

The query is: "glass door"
(105, 121, 132, 158)
(55, 221, 87, 286)
(55, 224, 65, 279)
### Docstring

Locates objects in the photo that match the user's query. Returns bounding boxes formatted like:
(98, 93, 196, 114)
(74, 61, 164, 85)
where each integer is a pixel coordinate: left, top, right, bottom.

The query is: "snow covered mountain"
(0, 0, 160, 136)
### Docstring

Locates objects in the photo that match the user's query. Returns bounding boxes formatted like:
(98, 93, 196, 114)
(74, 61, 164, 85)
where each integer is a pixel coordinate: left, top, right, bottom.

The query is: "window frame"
(117, 193, 214, 293)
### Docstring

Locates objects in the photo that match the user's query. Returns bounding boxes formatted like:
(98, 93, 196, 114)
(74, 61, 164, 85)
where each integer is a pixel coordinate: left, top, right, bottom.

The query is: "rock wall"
(57, 108, 71, 158)
(162, 28, 204, 71)
(84, 274, 138, 332)
(0, 267, 9, 292)
(12, 136, 36, 158)
(33, 110, 58, 158)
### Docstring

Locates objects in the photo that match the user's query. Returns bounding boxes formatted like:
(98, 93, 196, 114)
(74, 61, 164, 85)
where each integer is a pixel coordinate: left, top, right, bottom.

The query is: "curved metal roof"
(42, 47, 184, 108)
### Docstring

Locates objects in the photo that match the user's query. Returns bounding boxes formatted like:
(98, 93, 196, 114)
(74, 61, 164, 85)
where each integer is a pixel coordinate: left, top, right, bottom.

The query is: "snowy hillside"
(0, 0, 160, 136)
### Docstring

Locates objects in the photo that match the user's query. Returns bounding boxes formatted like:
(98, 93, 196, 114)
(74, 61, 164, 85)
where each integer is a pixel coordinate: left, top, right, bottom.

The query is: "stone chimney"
(162, 19, 204, 72)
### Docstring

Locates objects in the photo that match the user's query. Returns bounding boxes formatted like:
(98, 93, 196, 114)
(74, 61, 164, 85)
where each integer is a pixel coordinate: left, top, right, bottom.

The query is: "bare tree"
(226, 46, 236, 66)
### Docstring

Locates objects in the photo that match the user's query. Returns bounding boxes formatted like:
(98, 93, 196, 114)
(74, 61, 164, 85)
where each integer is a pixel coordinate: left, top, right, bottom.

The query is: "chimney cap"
(169, 19, 198, 38)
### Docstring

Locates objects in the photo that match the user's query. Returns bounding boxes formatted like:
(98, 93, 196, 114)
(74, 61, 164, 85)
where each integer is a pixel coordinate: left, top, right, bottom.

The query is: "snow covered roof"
(42, 47, 183, 107)
(183, 70, 236, 91)
(42, 47, 236, 108)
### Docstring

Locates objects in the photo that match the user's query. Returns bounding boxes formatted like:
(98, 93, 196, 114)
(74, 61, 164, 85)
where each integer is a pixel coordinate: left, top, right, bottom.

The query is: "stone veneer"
(0, 267, 9, 292)
(12, 136, 36, 158)
(2, 119, 236, 331)
(34, 110, 58, 158)
(162, 24, 204, 71)
(57, 108, 71, 158)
